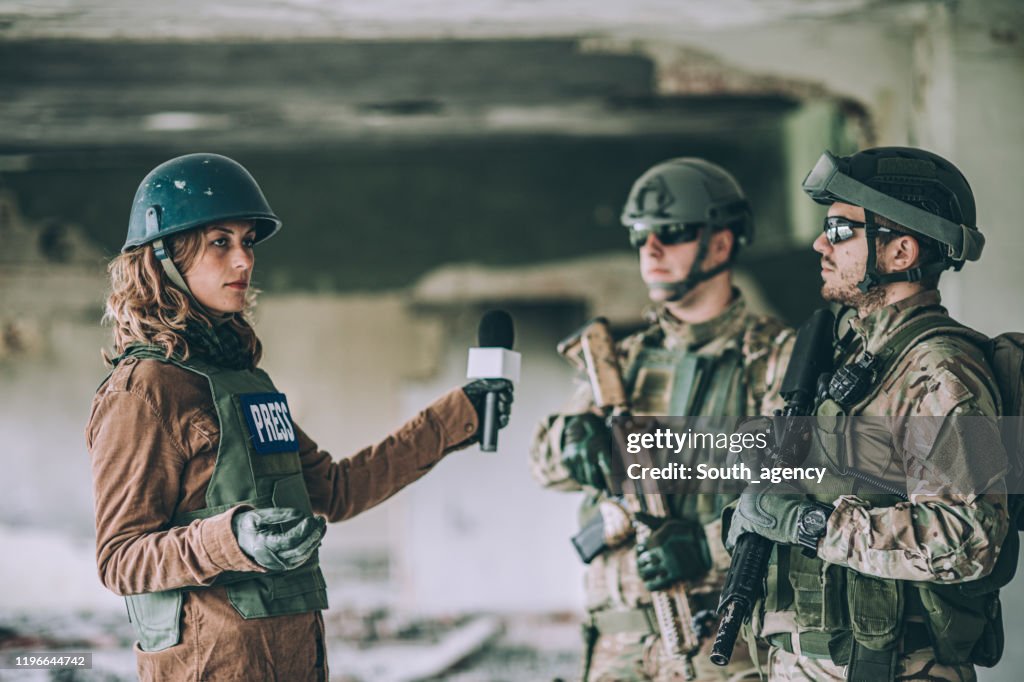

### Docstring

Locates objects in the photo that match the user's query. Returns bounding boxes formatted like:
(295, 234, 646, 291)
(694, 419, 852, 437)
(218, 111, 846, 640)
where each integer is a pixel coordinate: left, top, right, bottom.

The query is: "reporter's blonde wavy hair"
(102, 226, 262, 366)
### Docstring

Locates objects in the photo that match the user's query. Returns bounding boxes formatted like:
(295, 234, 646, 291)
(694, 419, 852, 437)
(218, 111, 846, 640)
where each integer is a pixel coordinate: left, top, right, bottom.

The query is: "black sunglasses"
(822, 216, 895, 245)
(627, 223, 703, 249)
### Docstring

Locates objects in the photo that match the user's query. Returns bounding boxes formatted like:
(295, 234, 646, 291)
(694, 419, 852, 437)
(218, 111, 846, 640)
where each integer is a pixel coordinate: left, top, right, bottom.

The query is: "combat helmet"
(802, 146, 983, 291)
(123, 153, 281, 297)
(621, 158, 752, 302)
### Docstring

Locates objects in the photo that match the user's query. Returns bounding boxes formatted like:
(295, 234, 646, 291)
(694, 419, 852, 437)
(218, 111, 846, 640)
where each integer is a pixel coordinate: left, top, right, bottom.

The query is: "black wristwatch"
(796, 503, 832, 553)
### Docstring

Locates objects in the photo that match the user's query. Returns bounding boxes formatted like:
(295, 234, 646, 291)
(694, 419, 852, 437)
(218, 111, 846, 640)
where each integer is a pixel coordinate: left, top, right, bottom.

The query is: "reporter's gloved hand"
(635, 512, 712, 591)
(724, 483, 821, 551)
(462, 379, 514, 441)
(560, 413, 613, 490)
(231, 507, 326, 572)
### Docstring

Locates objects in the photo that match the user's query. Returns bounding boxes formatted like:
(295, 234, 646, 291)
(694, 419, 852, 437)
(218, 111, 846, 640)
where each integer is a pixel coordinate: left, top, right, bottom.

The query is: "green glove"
(561, 413, 613, 490)
(635, 513, 712, 591)
(232, 507, 326, 572)
(725, 484, 827, 551)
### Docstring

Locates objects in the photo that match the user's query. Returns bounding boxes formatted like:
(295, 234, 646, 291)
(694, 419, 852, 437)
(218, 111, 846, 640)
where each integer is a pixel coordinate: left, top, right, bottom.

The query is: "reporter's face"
(184, 221, 256, 315)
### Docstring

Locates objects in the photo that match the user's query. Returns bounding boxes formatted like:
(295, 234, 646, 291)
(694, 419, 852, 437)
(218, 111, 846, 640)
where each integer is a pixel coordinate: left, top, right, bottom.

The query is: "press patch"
(240, 392, 298, 454)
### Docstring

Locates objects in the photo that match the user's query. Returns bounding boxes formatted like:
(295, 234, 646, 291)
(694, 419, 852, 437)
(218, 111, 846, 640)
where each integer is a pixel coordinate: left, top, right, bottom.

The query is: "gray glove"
(232, 507, 326, 571)
(725, 483, 829, 552)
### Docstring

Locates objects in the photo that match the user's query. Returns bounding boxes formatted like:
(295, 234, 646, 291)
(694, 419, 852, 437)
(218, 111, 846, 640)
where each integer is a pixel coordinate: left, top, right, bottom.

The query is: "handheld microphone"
(467, 310, 521, 452)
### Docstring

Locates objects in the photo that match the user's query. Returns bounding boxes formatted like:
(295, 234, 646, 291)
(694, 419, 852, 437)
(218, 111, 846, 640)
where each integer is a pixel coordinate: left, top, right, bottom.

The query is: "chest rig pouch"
(115, 348, 328, 652)
(626, 344, 742, 419)
(773, 397, 907, 667)
(625, 343, 745, 522)
(577, 341, 747, 566)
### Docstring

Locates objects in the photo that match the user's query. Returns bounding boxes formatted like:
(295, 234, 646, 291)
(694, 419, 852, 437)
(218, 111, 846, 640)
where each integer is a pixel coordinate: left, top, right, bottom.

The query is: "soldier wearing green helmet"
(531, 158, 794, 681)
(87, 153, 514, 681)
(725, 147, 1010, 681)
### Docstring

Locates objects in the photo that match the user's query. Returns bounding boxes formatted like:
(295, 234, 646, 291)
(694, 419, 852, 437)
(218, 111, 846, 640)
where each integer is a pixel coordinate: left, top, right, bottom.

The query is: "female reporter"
(86, 153, 512, 681)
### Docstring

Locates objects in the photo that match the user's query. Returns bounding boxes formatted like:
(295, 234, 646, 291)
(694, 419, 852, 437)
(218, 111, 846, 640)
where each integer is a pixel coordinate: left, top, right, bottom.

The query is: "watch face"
(801, 508, 828, 535)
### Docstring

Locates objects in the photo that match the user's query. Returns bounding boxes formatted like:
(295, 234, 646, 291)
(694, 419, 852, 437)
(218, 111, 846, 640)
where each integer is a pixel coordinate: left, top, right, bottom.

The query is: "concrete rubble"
(0, 608, 580, 681)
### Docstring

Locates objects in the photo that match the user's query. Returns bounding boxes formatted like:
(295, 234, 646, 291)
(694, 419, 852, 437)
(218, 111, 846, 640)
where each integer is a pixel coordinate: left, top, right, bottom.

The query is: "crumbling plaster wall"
(594, 0, 1023, 333)
(388, 0, 1024, 619)
(1, 2, 1022, 642)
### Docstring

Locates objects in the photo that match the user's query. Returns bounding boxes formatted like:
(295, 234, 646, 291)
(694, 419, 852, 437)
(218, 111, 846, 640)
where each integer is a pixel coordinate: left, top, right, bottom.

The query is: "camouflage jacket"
(530, 291, 794, 611)
(817, 289, 1009, 583)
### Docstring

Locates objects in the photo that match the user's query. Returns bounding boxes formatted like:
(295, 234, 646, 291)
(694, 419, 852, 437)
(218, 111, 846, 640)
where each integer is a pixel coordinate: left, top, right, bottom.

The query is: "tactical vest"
(579, 335, 746, 534)
(104, 347, 328, 652)
(627, 342, 746, 523)
(761, 326, 1006, 674)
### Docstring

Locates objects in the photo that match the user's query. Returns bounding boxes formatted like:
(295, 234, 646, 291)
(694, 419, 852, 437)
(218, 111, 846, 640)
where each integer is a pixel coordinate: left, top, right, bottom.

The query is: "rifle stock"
(558, 317, 629, 413)
(559, 318, 701, 677)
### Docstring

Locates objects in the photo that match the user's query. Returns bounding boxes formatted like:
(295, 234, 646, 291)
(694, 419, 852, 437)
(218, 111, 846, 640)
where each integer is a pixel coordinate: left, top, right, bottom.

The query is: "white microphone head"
(467, 347, 521, 382)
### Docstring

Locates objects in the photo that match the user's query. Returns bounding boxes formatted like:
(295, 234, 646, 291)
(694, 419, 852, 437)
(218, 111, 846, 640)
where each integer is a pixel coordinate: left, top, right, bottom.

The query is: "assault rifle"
(559, 318, 702, 680)
(710, 308, 835, 667)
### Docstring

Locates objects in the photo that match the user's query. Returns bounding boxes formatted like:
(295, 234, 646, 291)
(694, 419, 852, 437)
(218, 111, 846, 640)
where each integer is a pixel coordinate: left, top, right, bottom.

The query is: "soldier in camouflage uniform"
(726, 147, 1009, 682)
(531, 158, 794, 681)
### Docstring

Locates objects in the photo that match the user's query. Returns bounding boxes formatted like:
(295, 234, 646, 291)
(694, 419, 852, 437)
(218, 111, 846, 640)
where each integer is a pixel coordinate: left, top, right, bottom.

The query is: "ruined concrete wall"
(618, 2, 1024, 336)
(944, 0, 1024, 337)
(1, 7, 1022, 667)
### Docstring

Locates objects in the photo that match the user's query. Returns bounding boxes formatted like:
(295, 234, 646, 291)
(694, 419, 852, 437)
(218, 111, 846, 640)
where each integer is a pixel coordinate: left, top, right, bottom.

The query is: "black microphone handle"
(481, 390, 498, 452)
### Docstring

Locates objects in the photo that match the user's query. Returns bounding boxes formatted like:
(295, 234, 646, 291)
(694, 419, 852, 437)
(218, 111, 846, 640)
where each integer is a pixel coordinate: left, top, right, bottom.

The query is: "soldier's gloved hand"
(725, 483, 825, 551)
(462, 379, 514, 441)
(635, 513, 712, 591)
(232, 507, 327, 572)
(561, 413, 613, 490)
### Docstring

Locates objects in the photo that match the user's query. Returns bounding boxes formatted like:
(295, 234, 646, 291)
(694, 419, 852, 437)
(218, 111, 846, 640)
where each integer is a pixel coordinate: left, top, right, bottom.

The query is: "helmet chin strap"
(856, 210, 949, 293)
(152, 239, 233, 325)
(646, 226, 732, 302)
(152, 238, 192, 295)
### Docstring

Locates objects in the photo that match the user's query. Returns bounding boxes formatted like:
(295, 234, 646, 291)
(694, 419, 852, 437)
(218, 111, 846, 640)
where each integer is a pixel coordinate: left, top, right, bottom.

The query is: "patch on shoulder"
(916, 365, 972, 415)
(239, 392, 298, 454)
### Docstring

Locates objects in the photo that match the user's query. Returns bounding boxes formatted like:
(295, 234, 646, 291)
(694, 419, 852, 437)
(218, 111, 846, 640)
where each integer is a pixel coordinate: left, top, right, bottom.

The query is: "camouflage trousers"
(584, 629, 762, 682)
(767, 647, 976, 682)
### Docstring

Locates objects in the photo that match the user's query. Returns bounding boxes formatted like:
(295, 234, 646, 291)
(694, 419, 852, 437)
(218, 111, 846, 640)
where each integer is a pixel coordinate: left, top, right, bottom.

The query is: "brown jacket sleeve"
(301, 388, 479, 522)
(87, 361, 264, 597)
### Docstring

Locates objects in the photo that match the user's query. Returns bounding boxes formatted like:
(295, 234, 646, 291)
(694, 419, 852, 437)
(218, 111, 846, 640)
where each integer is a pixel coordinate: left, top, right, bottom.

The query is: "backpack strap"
(878, 315, 977, 377)
(851, 313, 990, 412)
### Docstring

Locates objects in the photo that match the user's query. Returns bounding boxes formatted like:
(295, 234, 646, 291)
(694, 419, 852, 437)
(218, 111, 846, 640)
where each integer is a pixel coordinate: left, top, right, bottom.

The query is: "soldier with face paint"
(530, 158, 795, 682)
(86, 153, 513, 681)
(725, 147, 1009, 682)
